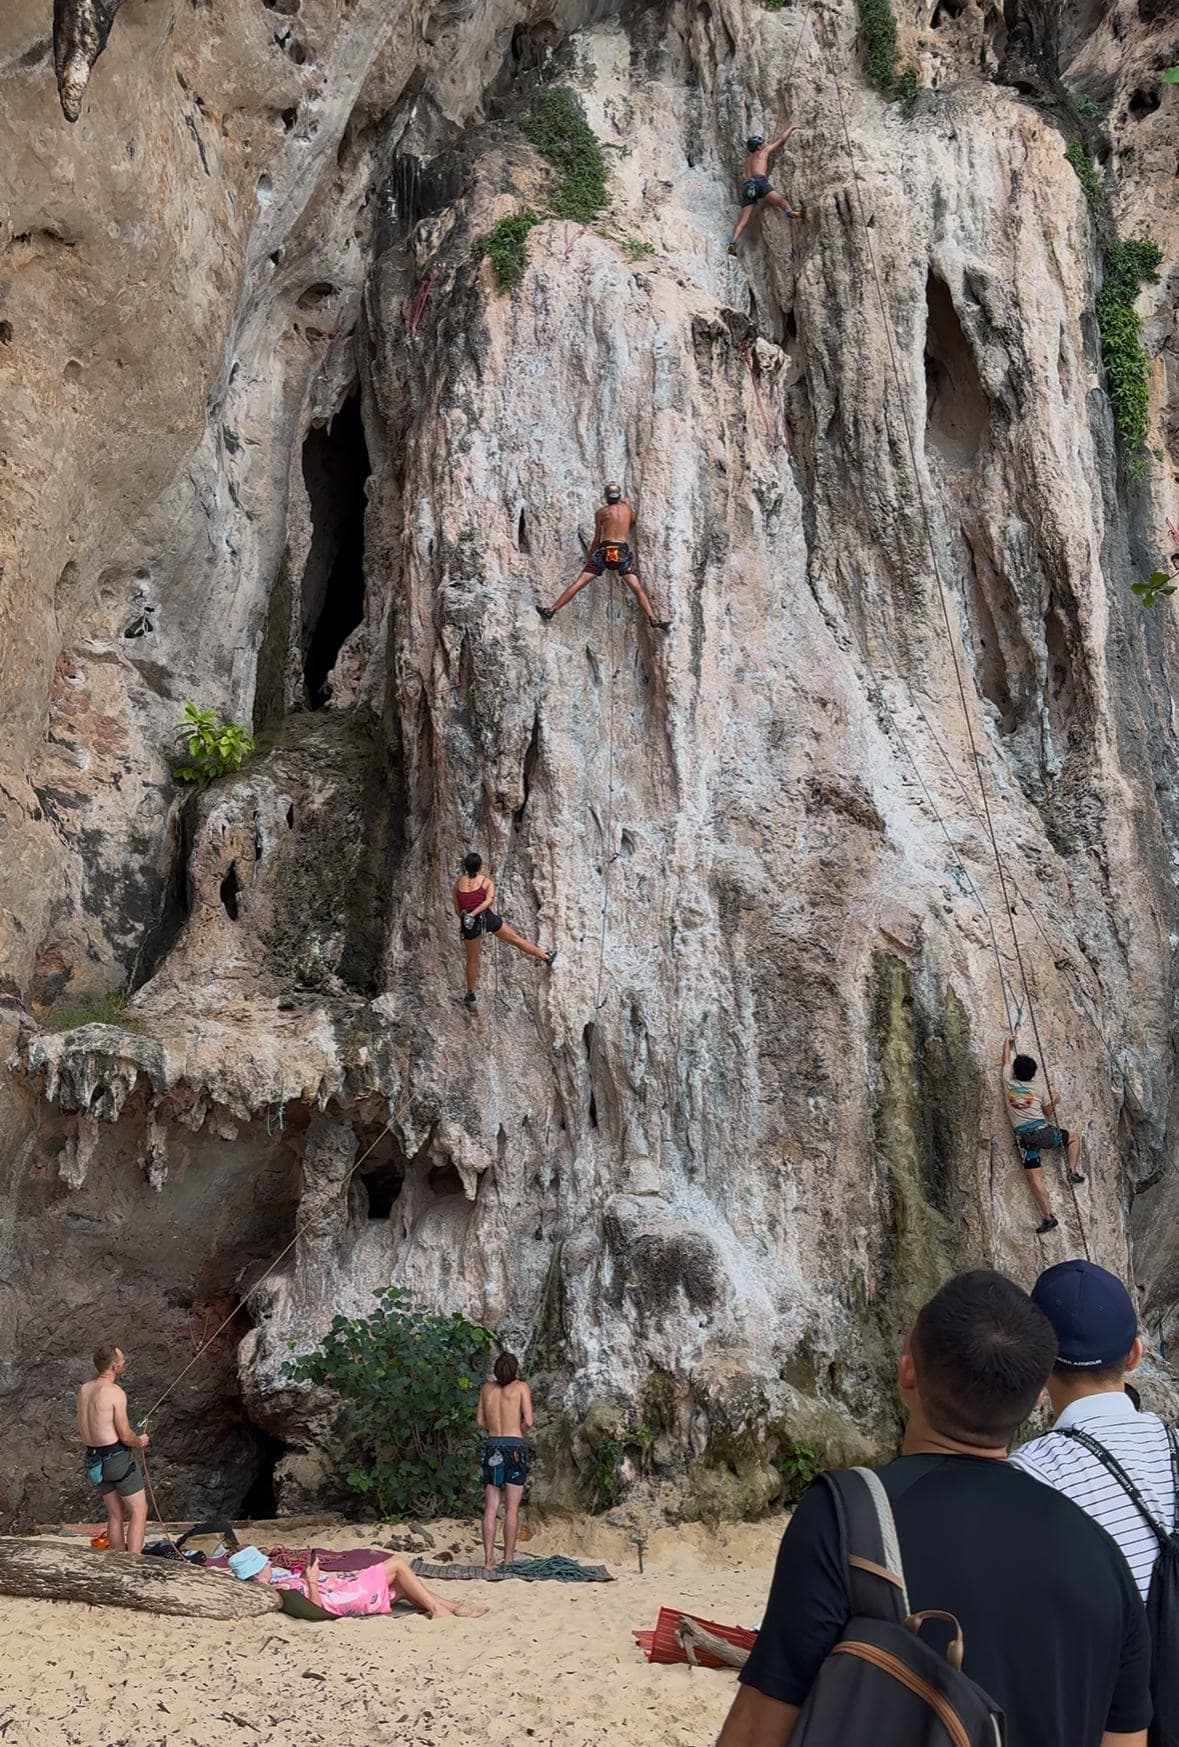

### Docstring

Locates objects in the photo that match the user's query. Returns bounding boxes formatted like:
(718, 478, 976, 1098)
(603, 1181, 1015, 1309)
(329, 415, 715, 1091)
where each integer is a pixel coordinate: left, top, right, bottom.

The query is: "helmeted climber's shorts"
(481, 1436, 529, 1488)
(459, 910, 503, 940)
(587, 542, 636, 576)
(741, 174, 772, 205)
(1015, 1121, 1069, 1167)
(85, 1442, 144, 1498)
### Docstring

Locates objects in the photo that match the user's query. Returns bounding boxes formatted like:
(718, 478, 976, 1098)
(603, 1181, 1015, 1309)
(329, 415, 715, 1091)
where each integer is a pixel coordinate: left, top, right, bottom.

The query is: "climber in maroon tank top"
(453, 852, 555, 1006)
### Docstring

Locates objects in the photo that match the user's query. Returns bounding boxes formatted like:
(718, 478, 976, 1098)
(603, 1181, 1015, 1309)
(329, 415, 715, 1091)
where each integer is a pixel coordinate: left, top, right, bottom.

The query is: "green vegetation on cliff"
(1097, 238, 1163, 480)
(477, 89, 608, 292)
(285, 1286, 492, 1517)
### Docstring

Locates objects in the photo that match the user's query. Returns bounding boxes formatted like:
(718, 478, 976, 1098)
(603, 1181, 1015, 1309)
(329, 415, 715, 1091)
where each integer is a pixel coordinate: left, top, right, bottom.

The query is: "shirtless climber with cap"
(728, 127, 805, 254)
(537, 485, 671, 630)
(1002, 1035, 1085, 1237)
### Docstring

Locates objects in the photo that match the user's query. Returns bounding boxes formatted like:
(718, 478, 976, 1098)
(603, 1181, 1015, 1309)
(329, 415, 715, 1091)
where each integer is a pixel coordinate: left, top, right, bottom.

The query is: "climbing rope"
(816, 39, 1091, 1253)
(850, 625, 1020, 1038)
(594, 576, 621, 1011)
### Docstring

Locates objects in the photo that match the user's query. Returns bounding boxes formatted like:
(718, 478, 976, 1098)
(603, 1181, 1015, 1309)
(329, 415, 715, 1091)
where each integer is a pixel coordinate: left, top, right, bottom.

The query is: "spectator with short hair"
(716, 1270, 1151, 1747)
(1011, 1259, 1176, 1602)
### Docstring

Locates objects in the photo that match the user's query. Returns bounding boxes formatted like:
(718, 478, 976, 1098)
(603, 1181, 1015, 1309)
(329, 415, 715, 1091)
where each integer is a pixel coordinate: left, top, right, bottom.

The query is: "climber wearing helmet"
(537, 484, 670, 629)
(728, 125, 805, 254)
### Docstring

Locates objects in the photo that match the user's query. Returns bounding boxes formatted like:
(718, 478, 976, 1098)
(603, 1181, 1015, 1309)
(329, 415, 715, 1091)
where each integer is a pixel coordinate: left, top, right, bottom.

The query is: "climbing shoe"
(464, 991, 477, 1006)
(545, 949, 557, 968)
(536, 605, 555, 622)
(727, 236, 738, 255)
(1067, 1169, 1086, 1184)
(647, 617, 672, 631)
(1035, 1215, 1059, 1235)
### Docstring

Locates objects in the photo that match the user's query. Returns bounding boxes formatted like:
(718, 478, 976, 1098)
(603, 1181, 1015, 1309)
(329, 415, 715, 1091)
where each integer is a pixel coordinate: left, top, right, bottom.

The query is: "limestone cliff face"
(2, 0, 1178, 1522)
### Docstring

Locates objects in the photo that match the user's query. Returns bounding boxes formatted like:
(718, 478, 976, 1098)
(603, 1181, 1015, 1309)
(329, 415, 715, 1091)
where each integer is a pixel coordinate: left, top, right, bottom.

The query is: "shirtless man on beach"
(477, 1353, 533, 1569)
(537, 485, 670, 629)
(76, 1344, 150, 1554)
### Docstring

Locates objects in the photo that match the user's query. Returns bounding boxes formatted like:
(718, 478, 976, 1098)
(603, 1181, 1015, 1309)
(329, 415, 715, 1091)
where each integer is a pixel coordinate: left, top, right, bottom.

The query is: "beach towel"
(205, 1545, 388, 1574)
(410, 1553, 614, 1583)
(634, 1608, 757, 1668)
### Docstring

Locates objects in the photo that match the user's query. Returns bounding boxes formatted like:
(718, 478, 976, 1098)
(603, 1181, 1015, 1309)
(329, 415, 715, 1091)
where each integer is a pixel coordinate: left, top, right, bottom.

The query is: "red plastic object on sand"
(634, 1607, 758, 1667)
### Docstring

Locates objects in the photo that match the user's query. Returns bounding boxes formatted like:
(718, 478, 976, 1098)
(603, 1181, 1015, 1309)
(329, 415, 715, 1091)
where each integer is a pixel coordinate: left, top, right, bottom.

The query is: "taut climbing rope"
(791, 15, 1092, 1254)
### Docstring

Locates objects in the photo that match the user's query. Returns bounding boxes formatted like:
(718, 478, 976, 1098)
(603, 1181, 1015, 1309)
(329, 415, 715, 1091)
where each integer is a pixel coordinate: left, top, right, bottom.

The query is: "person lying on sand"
(227, 1546, 487, 1619)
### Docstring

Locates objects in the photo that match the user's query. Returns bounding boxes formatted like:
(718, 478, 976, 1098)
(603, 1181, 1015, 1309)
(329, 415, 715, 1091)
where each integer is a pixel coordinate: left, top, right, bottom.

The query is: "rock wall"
(1, 0, 1178, 1523)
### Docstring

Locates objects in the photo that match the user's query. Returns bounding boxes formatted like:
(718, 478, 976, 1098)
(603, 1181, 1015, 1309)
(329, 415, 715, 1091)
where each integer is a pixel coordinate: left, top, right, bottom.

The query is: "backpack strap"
(1056, 1426, 1169, 1549)
(824, 1466, 911, 1623)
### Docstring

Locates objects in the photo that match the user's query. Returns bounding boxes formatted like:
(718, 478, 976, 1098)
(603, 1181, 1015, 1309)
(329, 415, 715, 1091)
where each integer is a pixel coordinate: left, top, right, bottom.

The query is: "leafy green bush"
(894, 66, 919, 117)
(590, 1435, 623, 1509)
(519, 88, 608, 223)
(1097, 238, 1163, 476)
(284, 1286, 494, 1518)
(621, 237, 653, 261)
(477, 210, 540, 291)
(173, 702, 256, 787)
(1065, 85, 1106, 125)
(1131, 569, 1178, 609)
(858, 0, 898, 92)
(1065, 139, 1104, 211)
(776, 1441, 820, 1506)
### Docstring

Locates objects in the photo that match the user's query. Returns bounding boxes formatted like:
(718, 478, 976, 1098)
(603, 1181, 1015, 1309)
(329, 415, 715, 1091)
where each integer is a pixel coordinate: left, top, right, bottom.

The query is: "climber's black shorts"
(1015, 1122, 1068, 1166)
(459, 910, 502, 940)
(741, 174, 771, 206)
(587, 542, 636, 576)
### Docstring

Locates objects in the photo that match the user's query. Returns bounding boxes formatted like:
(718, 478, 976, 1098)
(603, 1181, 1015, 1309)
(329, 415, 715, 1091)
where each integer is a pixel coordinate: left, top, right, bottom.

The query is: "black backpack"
(791, 1467, 1005, 1746)
(1057, 1424, 1179, 1747)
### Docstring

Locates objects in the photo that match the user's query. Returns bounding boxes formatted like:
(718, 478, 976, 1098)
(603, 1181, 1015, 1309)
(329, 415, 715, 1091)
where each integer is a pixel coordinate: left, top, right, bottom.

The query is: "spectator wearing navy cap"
(1011, 1259, 1177, 1602)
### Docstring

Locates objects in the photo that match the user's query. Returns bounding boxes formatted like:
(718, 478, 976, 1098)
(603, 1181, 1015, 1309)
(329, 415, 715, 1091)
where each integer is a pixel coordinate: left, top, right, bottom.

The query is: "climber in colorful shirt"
(728, 127, 805, 254)
(227, 1545, 487, 1619)
(537, 485, 670, 629)
(1002, 1035, 1085, 1237)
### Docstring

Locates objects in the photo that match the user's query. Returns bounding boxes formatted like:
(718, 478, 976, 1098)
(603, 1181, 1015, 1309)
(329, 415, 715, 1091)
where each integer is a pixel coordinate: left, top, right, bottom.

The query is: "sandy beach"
(0, 1515, 783, 1747)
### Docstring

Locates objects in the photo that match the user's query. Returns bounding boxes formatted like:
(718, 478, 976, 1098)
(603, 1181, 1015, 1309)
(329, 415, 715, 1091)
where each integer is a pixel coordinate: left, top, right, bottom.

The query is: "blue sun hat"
(228, 1545, 268, 1581)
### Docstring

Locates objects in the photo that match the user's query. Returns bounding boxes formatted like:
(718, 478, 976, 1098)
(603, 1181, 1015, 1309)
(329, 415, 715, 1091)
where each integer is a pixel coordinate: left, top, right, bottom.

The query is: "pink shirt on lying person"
(274, 1563, 394, 1618)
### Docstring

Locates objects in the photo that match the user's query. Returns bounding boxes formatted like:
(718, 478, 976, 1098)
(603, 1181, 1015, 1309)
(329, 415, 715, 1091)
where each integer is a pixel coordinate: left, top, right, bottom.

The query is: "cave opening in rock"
(220, 861, 241, 921)
(923, 272, 989, 469)
(363, 1157, 405, 1218)
(300, 391, 370, 709)
(239, 1429, 285, 1518)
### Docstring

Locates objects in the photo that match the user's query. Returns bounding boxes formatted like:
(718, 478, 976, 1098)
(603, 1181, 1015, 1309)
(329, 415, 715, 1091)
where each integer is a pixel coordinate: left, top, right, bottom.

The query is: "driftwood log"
(675, 1617, 752, 1670)
(0, 1538, 281, 1619)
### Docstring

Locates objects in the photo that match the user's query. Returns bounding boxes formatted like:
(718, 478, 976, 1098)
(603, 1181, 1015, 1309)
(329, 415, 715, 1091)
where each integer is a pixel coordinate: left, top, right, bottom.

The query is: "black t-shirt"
(741, 1454, 1151, 1745)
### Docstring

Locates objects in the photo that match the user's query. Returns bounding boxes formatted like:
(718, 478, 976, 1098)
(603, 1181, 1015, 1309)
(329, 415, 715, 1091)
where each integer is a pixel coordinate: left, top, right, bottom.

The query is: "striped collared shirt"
(1010, 1390, 1176, 1601)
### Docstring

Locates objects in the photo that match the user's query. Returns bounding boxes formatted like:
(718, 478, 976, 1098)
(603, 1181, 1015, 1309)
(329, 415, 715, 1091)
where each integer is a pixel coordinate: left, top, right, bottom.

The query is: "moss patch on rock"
(871, 953, 987, 1358)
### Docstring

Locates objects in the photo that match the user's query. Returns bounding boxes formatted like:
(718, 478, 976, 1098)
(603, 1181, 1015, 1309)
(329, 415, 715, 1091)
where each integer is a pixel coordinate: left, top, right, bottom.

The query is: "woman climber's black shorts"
(460, 910, 502, 939)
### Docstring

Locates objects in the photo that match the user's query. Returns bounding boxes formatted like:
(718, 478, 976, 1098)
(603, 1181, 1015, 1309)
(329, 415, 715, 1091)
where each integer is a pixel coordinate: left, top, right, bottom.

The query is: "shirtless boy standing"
(476, 1353, 533, 1569)
(76, 1344, 150, 1554)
